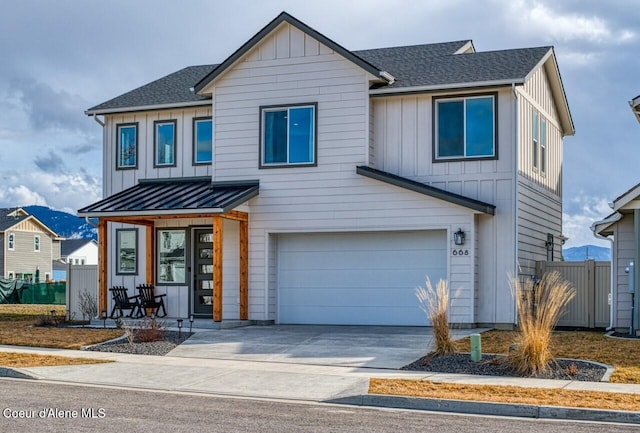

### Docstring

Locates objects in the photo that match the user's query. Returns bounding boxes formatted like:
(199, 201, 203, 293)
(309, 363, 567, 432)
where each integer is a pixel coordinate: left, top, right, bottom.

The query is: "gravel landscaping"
(402, 353, 607, 381)
(83, 331, 192, 356)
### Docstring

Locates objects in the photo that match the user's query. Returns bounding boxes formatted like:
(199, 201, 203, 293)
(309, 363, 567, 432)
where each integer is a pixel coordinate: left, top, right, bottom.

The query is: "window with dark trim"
(116, 228, 138, 275)
(434, 94, 496, 161)
(154, 120, 177, 167)
(532, 110, 547, 174)
(157, 229, 186, 284)
(260, 103, 317, 167)
(193, 117, 213, 165)
(116, 123, 138, 169)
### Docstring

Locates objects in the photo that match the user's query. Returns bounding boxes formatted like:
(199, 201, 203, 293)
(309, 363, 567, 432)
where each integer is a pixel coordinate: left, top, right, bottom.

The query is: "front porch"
(77, 177, 259, 322)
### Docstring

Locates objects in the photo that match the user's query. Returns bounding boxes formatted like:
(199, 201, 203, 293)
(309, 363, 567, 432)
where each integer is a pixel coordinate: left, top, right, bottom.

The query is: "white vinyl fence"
(66, 264, 98, 321)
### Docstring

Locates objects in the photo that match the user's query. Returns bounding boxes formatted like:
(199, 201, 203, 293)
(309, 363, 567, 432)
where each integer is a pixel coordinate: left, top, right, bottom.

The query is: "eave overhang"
(357, 166, 495, 215)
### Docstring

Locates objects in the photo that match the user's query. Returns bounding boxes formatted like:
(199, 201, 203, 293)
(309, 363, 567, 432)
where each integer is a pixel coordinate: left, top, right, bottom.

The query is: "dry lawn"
(0, 304, 123, 350)
(453, 330, 640, 383)
(370, 379, 640, 412)
(371, 330, 640, 410)
(0, 352, 110, 368)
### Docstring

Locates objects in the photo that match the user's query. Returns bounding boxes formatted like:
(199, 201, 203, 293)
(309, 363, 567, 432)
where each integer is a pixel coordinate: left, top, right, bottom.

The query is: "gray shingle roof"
(86, 41, 550, 113)
(87, 65, 216, 113)
(61, 239, 95, 257)
(356, 45, 551, 89)
(0, 208, 28, 232)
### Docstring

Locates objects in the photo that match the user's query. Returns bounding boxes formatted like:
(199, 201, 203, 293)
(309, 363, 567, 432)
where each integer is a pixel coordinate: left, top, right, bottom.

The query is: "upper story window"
(8, 233, 14, 251)
(260, 103, 317, 167)
(533, 110, 547, 174)
(154, 120, 177, 167)
(434, 94, 496, 161)
(117, 123, 138, 169)
(193, 117, 213, 165)
(34, 235, 40, 252)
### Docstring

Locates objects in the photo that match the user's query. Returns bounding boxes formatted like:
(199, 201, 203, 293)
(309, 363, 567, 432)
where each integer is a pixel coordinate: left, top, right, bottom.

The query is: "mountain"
(23, 205, 97, 240)
(563, 245, 611, 262)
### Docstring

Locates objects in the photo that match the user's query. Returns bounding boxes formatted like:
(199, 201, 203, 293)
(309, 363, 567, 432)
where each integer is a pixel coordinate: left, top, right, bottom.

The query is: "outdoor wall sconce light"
(189, 314, 194, 334)
(177, 319, 183, 338)
(101, 310, 107, 328)
(454, 228, 466, 246)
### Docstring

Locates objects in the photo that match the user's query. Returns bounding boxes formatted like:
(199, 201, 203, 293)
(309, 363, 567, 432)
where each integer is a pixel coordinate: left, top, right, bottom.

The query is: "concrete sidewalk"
(0, 343, 639, 423)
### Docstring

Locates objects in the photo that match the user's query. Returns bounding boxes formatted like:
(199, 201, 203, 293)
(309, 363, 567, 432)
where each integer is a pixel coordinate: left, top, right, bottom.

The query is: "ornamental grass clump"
(416, 278, 455, 356)
(509, 271, 575, 375)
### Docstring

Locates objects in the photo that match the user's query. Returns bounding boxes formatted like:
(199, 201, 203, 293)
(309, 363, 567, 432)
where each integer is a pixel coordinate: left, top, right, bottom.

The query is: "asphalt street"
(0, 379, 636, 433)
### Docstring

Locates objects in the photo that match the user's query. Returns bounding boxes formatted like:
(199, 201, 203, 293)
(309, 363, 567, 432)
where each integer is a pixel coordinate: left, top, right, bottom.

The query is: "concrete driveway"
(167, 325, 479, 369)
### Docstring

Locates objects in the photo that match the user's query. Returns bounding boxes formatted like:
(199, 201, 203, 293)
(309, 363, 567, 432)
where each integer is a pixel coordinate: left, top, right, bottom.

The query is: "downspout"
(512, 83, 519, 325)
(91, 114, 105, 127)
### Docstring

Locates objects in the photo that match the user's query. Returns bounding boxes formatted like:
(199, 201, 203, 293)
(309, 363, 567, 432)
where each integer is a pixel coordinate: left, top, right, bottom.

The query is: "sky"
(1, 0, 638, 248)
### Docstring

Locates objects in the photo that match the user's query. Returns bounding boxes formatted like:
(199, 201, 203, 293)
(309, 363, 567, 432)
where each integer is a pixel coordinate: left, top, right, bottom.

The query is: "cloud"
(33, 151, 66, 173)
(562, 194, 613, 248)
(0, 169, 101, 215)
(9, 77, 92, 134)
(508, 1, 637, 45)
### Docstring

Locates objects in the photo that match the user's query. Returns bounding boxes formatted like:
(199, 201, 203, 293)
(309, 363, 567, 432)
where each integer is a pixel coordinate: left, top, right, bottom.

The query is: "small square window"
(435, 95, 496, 160)
(116, 229, 138, 275)
(193, 117, 213, 165)
(117, 123, 138, 169)
(260, 104, 316, 167)
(34, 235, 40, 252)
(154, 120, 177, 167)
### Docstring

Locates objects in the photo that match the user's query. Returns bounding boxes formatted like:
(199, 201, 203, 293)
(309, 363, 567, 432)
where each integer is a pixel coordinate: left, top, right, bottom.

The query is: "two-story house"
(79, 12, 574, 327)
(0, 208, 62, 281)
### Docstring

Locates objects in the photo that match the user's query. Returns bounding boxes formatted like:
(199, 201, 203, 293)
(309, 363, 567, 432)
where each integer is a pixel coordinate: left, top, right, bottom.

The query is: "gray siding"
(5, 231, 53, 278)
(612, 215, 634, 329)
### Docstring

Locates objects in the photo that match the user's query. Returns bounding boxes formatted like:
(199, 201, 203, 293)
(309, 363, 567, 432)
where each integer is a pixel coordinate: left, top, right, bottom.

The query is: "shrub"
(416, 278, 455, 356)
(79, 289, 97, 321)
(508, 271, 575, 375)
(123, 317, 166, 344)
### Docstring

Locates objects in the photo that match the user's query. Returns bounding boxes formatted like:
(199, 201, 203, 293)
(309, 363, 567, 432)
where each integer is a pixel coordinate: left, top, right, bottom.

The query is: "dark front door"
(193, 229, 215, 316)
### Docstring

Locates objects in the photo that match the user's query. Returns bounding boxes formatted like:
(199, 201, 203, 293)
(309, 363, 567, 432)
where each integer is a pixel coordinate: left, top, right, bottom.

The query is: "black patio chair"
(109, 286, 143, 319)
(137, 284, 167, 318)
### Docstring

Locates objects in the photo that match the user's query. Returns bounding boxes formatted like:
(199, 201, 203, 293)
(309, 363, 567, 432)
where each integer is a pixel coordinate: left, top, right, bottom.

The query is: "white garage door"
(277, 230, 447, 326)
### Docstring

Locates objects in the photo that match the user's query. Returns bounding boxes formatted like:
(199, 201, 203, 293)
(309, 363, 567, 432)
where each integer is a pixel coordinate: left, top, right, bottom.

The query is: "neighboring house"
(0, 208, 62, 282)
(79, 12, 574, 327)
(592, 95, 640, 333)
(61, 239, 98, 265)
(52, 238, 99, 281)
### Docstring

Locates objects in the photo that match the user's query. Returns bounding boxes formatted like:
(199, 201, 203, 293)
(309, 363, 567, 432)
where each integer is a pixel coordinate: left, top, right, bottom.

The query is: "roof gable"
(0, 208, 59, 237)
(193, 12, 392, 94)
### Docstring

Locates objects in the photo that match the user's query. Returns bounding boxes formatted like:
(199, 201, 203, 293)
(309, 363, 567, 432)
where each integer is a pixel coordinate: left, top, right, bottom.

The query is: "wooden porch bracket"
(213, 216, 223, 322)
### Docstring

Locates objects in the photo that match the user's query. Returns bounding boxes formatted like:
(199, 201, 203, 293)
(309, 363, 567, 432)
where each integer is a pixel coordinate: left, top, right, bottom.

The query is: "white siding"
(103, 106, 213, 196)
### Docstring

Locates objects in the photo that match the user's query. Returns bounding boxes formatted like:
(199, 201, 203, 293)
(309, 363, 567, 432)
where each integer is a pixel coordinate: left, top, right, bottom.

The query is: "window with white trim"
(435, 94, 496, 160)
(8, 233, 14, 251)
(34, 235, 40, 252)
(260, 104, 316, 167)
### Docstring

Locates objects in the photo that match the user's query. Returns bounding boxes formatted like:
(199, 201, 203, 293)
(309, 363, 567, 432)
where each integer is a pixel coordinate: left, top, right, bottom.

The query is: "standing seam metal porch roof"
(77, 178, 259, 218)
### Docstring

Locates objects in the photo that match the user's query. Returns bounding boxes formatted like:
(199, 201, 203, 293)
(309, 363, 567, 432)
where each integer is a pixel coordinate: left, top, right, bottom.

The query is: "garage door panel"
(278, 230, 447, 326)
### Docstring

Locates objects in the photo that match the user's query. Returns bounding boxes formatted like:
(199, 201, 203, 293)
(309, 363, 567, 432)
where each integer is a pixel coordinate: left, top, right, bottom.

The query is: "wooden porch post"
(97, 219, 108, 316)
(213, 216, 223, 322)
(239, 219, 248, 320)
(146, 225, 155, 284)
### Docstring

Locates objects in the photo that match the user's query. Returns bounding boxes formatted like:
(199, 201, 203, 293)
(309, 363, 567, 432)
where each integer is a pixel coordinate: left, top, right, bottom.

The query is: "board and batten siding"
(103, 106, 213, 196)
(370, 89, 518, 325)
(208, 23, 478, 324)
